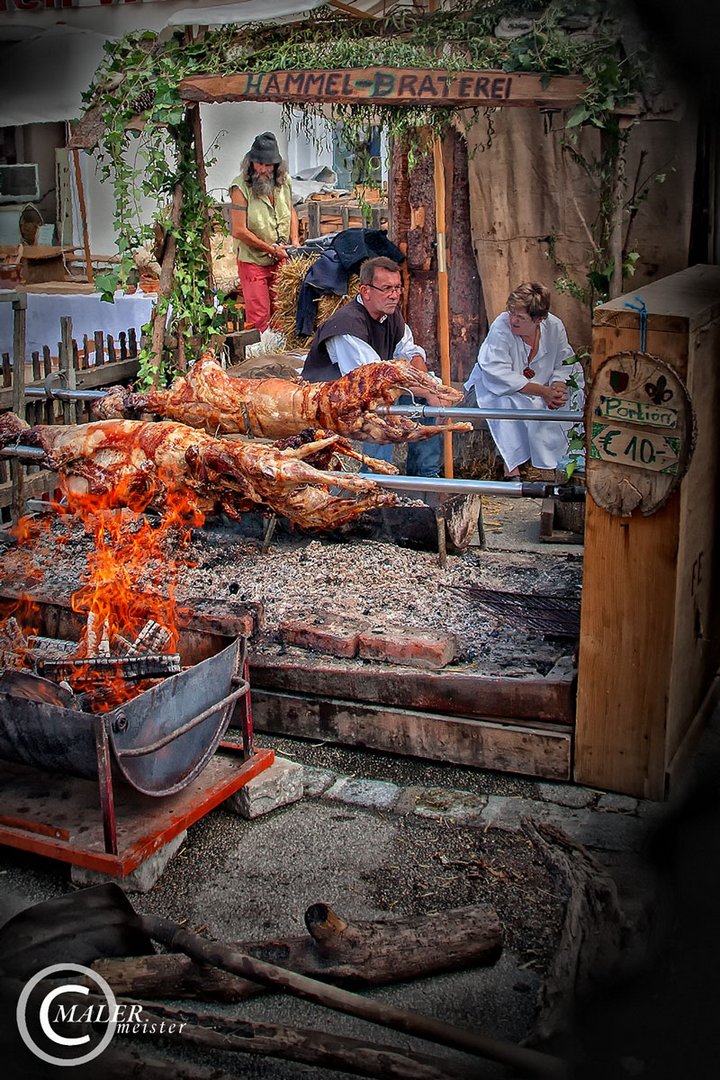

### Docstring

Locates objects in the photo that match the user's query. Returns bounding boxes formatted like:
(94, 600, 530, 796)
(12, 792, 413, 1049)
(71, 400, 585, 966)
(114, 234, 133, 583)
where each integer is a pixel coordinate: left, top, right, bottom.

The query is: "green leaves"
(94, 271, 120, 303)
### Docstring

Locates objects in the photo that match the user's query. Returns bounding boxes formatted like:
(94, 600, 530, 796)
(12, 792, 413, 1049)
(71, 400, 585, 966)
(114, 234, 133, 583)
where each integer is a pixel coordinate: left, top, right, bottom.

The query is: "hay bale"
(271, 254, 360, 349)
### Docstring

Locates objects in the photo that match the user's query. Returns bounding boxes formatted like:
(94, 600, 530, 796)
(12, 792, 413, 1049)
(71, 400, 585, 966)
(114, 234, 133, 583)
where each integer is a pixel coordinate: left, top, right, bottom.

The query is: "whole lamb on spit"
(93, 353, 474, 443)
(0, 413, 396, 531)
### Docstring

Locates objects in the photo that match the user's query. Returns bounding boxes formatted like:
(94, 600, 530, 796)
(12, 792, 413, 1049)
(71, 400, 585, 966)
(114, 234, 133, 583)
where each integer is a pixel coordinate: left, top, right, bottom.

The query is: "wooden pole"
(59, 316, 76, 425)
(149, 184, 183, 385)
(10, 301, 26, 523)
(432, 134, 453, 479)
(188, 102, 214, 297)
(71, 148, 94, 284)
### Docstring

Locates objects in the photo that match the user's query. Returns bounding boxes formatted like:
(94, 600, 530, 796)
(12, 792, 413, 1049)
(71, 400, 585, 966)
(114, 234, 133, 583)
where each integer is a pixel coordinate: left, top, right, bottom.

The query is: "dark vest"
(301, 299, 406, 382)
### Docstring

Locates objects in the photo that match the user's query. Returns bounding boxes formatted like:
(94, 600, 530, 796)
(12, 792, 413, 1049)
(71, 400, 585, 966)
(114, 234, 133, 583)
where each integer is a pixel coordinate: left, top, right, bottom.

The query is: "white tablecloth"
(0, 290, 156, 360)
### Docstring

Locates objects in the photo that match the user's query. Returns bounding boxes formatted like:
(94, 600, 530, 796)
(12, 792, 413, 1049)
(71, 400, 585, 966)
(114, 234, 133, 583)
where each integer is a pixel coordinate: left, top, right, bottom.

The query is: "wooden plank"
(251, 689, 572, 780)
(180, 68, 586, 109)
(665, 312, 720, 766)
(594, 264, 720, 333)
(249, 654, 576, 724)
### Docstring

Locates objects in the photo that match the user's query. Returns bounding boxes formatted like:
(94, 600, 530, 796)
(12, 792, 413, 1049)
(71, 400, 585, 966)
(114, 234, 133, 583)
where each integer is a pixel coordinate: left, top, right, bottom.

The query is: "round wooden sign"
(586, 351, 695, 516)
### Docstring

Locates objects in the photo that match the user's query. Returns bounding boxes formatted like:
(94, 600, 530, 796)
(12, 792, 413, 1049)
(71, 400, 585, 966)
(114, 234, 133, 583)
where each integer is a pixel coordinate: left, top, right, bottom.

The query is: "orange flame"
(1, 482, 204, 712)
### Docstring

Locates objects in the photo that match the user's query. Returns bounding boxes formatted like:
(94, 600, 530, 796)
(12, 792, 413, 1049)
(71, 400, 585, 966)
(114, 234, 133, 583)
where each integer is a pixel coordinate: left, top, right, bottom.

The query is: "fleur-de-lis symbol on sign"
(645, 374, 672, 404)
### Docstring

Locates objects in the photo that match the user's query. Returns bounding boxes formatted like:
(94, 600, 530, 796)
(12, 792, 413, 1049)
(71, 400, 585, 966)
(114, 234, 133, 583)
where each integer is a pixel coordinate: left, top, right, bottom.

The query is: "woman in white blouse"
(464, 282, 583, 478)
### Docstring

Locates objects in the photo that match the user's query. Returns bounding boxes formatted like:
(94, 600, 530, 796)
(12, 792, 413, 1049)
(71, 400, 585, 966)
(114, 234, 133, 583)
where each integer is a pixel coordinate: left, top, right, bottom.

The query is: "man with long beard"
(228, 132, 299, 332)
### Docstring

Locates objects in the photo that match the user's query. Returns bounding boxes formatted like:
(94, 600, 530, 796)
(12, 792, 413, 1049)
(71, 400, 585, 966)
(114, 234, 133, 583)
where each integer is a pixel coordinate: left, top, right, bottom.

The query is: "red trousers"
(237, 260, 279, 333)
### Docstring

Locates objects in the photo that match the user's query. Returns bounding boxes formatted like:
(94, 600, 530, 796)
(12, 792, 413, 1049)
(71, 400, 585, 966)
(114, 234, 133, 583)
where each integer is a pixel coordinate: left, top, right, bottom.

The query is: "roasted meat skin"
(94, 354, 474, 443)
(0, 413, 395, 531)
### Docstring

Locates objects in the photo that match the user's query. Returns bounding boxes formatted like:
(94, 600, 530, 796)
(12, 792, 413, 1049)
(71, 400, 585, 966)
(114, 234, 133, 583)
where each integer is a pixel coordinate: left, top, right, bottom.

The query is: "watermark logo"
(16, 963, 120, 1067)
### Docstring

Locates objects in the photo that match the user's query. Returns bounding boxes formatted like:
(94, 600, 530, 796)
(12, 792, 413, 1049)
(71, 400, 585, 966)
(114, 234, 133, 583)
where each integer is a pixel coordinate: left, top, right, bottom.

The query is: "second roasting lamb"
(94, 354, 473, 443)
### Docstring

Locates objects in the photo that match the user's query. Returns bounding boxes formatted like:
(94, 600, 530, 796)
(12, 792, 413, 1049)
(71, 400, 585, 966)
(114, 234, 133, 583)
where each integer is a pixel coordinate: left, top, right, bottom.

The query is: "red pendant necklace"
(523, 324, 539, 379)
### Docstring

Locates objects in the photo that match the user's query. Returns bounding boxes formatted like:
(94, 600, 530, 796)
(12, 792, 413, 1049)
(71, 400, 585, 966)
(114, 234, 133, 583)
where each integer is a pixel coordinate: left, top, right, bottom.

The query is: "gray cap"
(248, 131, 281, 164)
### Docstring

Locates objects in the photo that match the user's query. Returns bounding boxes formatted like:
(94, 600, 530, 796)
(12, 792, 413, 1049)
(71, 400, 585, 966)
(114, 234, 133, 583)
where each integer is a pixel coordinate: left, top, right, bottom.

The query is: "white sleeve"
(392, 324, 426, 364)
(479, 327, 528, 396)
(326, 334, 382, 375)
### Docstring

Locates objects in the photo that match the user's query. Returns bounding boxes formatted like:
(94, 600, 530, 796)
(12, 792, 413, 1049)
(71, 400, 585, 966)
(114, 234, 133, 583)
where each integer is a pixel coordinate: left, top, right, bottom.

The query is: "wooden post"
(575, 266, 720, 798)
(188, 103, 214, 294)
(71, 148, 94, 284)
(308, 200, 321, 238)
(432, 134, 453, 480)
(11, 301, 26, 522)
(149, 184, 183, 385)
(59, 316, 77, 425)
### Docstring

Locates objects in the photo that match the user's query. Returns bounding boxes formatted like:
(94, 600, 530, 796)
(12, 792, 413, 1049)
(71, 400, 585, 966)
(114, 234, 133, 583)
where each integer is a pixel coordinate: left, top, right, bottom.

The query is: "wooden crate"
(575, 265, 720, 798)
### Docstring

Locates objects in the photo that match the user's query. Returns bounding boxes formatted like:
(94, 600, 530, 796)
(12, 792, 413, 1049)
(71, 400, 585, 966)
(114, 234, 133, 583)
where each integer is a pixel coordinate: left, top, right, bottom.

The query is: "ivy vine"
(81, 0, 654, 384)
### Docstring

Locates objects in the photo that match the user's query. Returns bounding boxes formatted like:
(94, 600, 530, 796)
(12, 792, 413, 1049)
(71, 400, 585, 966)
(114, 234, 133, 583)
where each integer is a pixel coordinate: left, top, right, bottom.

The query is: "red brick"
(357, 625, 458, 669)
(279, 612, 370, 659)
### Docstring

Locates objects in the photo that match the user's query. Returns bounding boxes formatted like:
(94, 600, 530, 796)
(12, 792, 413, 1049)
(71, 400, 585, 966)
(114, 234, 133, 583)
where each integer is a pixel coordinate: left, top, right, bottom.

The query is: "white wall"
(77, 102, 335, 253)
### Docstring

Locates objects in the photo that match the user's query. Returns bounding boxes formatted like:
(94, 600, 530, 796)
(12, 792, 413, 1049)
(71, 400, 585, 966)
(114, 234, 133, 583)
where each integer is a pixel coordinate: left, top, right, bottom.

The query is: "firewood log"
(93, 902, 502, 1002)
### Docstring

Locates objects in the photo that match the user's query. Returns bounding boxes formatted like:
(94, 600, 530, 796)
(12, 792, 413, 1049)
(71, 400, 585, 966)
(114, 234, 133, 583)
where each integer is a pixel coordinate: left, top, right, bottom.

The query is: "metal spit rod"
(24, 387, 107, 402)
(329, 472, 586, 500)
(0, 445, 46, 461)
(379, 404, 583, 422)
(21, 386, 585, 424)
(0, 446, 584, 499)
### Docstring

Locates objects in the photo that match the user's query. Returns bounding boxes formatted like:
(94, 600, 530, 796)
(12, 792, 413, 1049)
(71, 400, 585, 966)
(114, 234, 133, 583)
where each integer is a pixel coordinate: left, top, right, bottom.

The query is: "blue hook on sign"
(623, 296, 648, 352)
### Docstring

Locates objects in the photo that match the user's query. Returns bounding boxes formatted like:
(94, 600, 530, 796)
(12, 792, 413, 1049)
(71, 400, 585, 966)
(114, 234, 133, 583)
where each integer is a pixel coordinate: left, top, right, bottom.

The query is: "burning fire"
(0, 481, 204, 712)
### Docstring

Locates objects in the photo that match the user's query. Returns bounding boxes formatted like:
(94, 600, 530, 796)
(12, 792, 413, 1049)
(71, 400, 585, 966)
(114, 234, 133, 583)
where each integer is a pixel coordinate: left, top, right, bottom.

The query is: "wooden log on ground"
(101, 998, 480, 1080)
(94, 902, 502, 1001)
(524, 819, 627, 1043)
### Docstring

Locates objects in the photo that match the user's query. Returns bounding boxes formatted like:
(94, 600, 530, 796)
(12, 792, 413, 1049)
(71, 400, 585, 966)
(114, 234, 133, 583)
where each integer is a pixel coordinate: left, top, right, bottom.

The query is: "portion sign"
(586, 352, 695, 516)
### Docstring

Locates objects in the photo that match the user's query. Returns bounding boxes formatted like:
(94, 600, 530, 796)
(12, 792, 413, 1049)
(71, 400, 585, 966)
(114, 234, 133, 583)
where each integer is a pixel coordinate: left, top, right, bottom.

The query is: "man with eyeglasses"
(301, 256, 442, 477)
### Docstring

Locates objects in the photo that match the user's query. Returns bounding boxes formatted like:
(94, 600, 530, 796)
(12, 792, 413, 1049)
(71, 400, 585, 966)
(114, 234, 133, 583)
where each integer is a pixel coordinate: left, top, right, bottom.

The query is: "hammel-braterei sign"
(179, 67, 586, 108)
(586, 352, 695, 517)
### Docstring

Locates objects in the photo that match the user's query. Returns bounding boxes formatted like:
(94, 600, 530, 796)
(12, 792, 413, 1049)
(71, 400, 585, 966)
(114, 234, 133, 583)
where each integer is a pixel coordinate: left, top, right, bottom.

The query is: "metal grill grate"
(450, 585, 581, 638)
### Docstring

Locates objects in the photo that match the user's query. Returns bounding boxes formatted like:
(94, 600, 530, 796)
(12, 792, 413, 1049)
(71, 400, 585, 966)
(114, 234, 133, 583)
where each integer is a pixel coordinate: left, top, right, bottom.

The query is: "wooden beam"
(180, 68, 585, 109)
(251, 689, 573, 779)
(249, 654, 576, 724)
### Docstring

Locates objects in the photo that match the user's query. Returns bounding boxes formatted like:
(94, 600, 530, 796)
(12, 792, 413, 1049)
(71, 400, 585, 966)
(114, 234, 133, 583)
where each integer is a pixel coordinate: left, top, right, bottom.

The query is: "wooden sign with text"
(179, 67, 585, 108)
(587, 352, 695, 516)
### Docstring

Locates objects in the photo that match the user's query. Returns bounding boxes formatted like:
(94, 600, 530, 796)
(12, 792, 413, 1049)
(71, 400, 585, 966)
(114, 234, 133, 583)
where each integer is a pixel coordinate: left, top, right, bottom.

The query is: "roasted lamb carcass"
(94, 353, 473, 443)
(0, 414, 395, 531)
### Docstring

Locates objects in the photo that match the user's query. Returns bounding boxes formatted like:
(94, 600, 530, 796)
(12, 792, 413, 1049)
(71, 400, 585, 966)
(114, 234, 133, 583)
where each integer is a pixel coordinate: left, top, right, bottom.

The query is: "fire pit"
(0, 592, 273, 875)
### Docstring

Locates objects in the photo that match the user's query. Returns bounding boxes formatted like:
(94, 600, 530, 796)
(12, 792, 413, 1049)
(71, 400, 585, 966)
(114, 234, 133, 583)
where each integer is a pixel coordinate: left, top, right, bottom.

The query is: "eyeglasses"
(366, 283, 402, 296)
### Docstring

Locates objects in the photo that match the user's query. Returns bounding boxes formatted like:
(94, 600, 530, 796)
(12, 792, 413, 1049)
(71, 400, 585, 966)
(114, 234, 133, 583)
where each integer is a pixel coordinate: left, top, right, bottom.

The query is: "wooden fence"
(0, 318, 141, 524)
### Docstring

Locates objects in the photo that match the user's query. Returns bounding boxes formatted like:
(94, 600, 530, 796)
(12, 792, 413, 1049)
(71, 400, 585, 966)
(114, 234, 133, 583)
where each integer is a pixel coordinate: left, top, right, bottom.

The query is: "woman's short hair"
(359, 256, 401, 285)
(507, 282, 551, 320)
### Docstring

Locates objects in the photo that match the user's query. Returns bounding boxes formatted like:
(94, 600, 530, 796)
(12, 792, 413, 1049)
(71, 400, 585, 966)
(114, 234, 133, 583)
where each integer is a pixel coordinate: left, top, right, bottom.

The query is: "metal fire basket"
(0, 632, 268, 862)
